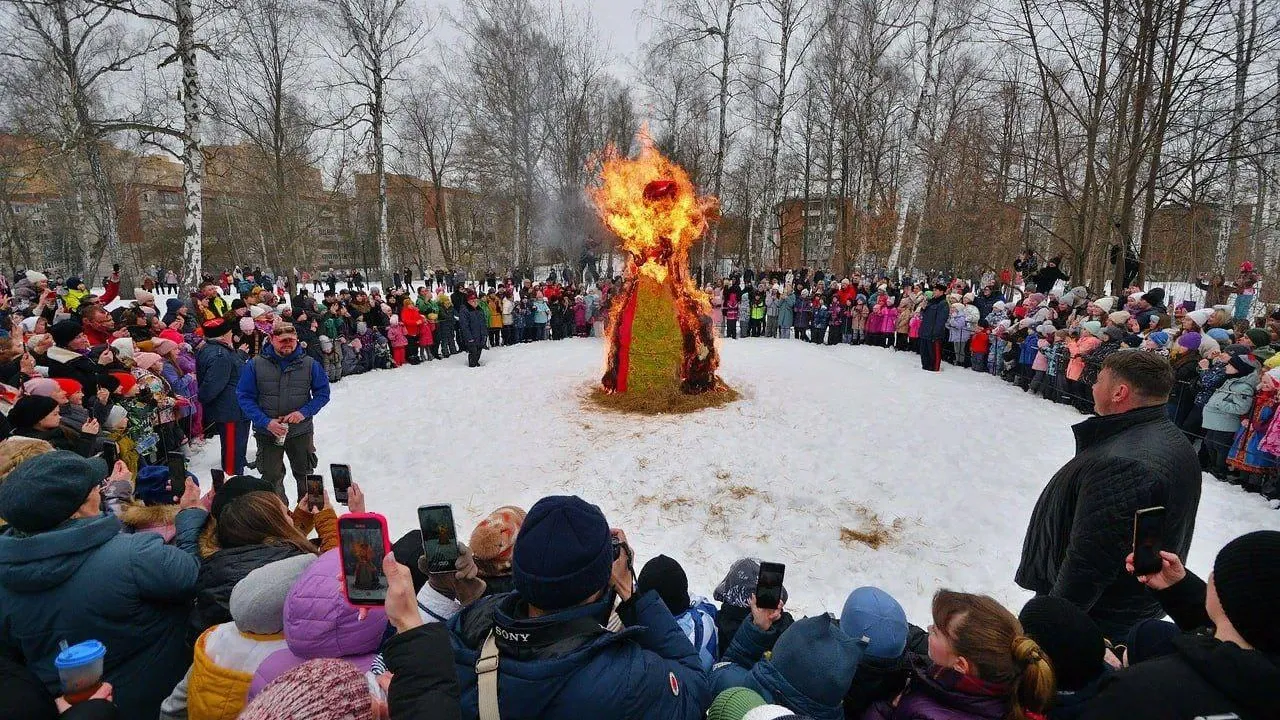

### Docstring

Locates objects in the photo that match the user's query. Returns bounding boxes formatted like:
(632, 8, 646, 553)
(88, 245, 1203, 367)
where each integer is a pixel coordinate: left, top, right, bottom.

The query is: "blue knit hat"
(839, 587, 909, 660)
(1207, 327, 1232, 342)
(1146, 331, 1170, 348)
(764, 615, 864, 708)
(0, 451, 107, 533)
(512, 496, 612, 611)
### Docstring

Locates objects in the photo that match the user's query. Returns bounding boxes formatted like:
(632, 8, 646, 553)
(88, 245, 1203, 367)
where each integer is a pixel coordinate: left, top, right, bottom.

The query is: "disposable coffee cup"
(54, 640, 105, 703)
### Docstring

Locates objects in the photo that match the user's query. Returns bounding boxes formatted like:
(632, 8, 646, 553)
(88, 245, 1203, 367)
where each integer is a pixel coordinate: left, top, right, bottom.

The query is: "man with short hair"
(1017, 351, 1201, 639)
(236, 322, 330, 502)
(446, 496, 710, 720)
(193, 281, 229, 319)
(198, 317, 249, 474)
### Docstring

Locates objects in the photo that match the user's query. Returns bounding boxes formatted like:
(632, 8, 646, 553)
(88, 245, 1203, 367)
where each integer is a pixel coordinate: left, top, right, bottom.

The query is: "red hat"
(53, 378, 82, 396)
(1241, 261, 1255, 272)
(158, 328, 184, 345)
(110, 372, 137, 395)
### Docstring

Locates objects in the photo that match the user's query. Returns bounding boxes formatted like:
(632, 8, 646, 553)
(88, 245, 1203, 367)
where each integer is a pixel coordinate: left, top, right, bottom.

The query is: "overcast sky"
(432, 0, 652, 77)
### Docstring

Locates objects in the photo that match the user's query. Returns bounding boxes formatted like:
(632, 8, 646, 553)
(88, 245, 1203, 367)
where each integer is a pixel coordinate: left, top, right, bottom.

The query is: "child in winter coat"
(947, 303, 971, 366)
(1028, 324, 1054, 396)
(826, 299, 846, 346)
(400, 299, 422, 364)
(739, 291, 751, 339)
(849, 297, 870, 345)
(386, 316, 408, 367)
(765, 291, 779, 338)
(248, 550, 388, 702)
(895, 299, 913, 351)
(750, 295, 766, 337)
(970, 322, 991, 372)
(777, 292, 795, 339)
(319, 336, 342, 382)
(574, 296, 588, 337)
(794, 293, 812, 341)
(1202, 354, 1260, 478)
(420, 313, 437, 360)
(636, 555, 719, 673)
(811, 300, 829, 344)
(160, 555, 313, 720)
(724, 293, 740, 339)
(1228, 368, 1279, 493)
(908, 311, 921, 351)
(1048, 330, 1072, 403)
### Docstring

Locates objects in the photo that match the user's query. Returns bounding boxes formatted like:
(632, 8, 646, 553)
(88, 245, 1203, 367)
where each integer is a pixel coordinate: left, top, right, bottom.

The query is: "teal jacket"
(0, 510, 206, 719)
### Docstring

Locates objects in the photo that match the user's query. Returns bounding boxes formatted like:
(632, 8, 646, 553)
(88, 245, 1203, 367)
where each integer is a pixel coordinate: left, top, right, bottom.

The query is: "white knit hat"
(1187, 309, 1212, 328)
(24, 270, 47, 284)
(1094, 297, 1116, 313)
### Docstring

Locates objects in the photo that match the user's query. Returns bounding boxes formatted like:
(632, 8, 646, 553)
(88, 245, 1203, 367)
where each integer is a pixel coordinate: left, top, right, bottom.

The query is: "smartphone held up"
(418, 504, 460, 573)
(755, 562, 786, 610)
(1132, 506, 1167, 576)
(338, 513, 391, 607)
(330, 464, 352, 505)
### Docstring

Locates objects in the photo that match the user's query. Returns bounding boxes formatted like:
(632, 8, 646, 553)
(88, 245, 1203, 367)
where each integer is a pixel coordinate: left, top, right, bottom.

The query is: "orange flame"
(591, 132, 724, 395)
(589, 132, 718, 283)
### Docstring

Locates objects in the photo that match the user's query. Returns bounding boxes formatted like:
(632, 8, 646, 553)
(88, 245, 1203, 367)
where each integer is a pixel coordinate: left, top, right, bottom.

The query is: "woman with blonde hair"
(864, 590, 1055, 720)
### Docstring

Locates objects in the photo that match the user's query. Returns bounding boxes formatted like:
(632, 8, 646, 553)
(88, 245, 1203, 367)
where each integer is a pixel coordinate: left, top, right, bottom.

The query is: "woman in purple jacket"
(863, 590, 1054, 720)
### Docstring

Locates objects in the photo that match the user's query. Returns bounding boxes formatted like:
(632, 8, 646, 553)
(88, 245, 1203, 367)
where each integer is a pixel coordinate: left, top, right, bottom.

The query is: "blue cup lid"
(54, 640, 106, 669)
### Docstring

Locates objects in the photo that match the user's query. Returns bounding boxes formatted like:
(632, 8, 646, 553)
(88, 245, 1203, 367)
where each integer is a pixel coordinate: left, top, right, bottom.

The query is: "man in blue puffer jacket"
(447, 495, 709, 720)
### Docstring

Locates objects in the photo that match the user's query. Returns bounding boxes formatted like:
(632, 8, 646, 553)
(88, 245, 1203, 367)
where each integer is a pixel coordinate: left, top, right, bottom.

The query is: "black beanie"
(1213, 530, 1280, 652)
(638, 554, 690, 616)
(50, 320, 83, 348)
(1018, 596, 1106, 691)
(7, 395, 59, 431)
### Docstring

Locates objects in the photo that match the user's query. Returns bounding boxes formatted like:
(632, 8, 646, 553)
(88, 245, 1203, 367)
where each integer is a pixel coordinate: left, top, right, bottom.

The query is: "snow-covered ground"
(187, 336, 1280, 625)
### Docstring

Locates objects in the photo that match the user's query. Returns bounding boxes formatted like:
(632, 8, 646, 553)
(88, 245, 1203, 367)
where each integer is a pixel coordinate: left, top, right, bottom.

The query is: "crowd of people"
(0, 261, 1274, 720)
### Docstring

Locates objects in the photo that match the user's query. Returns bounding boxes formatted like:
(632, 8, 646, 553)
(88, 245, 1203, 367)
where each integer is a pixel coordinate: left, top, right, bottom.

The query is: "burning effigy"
(589, 134, 732, 409)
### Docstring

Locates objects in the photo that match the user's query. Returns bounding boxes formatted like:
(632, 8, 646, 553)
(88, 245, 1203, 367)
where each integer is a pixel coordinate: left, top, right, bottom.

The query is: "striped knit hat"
(239, 658, 374, 720)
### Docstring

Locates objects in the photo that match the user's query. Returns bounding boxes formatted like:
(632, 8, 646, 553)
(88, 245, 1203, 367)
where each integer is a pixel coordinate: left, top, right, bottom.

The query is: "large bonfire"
(589, 133, 732, 411)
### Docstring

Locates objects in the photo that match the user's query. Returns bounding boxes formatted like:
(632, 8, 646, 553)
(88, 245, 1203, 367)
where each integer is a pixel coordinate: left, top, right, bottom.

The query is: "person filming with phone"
(236, 322, 330, 504)
(1082, 531, 1280, 719)
(1017, 351, 1201, 641)
(445, 495, 710, 720)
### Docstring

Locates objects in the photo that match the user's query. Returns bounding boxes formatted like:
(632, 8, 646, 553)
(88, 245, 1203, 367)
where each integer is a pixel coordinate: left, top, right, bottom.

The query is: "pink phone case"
(337, 512, 391, 607)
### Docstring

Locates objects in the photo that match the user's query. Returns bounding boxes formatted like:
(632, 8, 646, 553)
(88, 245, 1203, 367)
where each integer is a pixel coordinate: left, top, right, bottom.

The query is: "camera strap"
(476, 631, 501, 720)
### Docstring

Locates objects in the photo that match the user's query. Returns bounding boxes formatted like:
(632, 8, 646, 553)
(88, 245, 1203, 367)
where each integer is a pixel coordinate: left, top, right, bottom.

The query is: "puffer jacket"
(0, 510, 206, 720)
(1067, 335, 1101, 381)
(1201, 371, 1259, 432)
(848, 304, 870, 332)
(711, 616, 859, 720)
(321, 348, 343, 383)
(447, 590, 709, 720)
(863, 656, 1011, 720)
(191, 506, 336, 640)
(1016, 406, 1201, 638)
(248, 549, 389, 699)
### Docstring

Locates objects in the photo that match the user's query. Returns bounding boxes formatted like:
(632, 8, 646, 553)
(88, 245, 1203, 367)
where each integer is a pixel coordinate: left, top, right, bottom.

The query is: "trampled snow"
(188, 336, 1280, 626)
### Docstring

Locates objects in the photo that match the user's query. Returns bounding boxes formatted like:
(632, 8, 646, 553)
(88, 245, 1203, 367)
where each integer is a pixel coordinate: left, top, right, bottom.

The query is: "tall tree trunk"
(177, 0, 203, 291)
(373, 71, 391, 285)
(887, 0, 938, 271)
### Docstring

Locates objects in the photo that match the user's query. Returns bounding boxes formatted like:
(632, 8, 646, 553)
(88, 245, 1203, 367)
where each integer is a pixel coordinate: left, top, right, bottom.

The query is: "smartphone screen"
(755, 561, 786, 610)
(101, 441, 118, 467)
(338, 516, 389, 606)
(1132, 507, 1167, 576)
(166, 451, 186, 492)
(305, 475, 324, 511)
(418, 504, 460, 573)
(330, 464, 352, 505)
(210, 468, 225, 492)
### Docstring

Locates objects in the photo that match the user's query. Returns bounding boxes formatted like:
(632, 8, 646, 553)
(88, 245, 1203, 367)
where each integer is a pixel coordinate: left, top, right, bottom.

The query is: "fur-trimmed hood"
(119, 501, 181, 530)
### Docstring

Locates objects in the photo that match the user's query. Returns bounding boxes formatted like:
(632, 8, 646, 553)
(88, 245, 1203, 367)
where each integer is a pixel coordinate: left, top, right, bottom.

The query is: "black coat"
(1082, 569, 1280, 720)
(1032, 265, 1069, 293)
(918, 294, 950, 340)
(44, 347, 110, 398)
(384, 623, 463, 720)
(842, 624, 929, 720)
(1016, 406, 1201, 638)
(458, 304, 488, 346)
(190, 543, 306, 640)
(1083, 635, 1278, 720)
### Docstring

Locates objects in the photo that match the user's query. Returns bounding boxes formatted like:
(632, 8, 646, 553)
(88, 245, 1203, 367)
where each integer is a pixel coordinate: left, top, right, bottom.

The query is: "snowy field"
(187, 336, 1279, 625)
